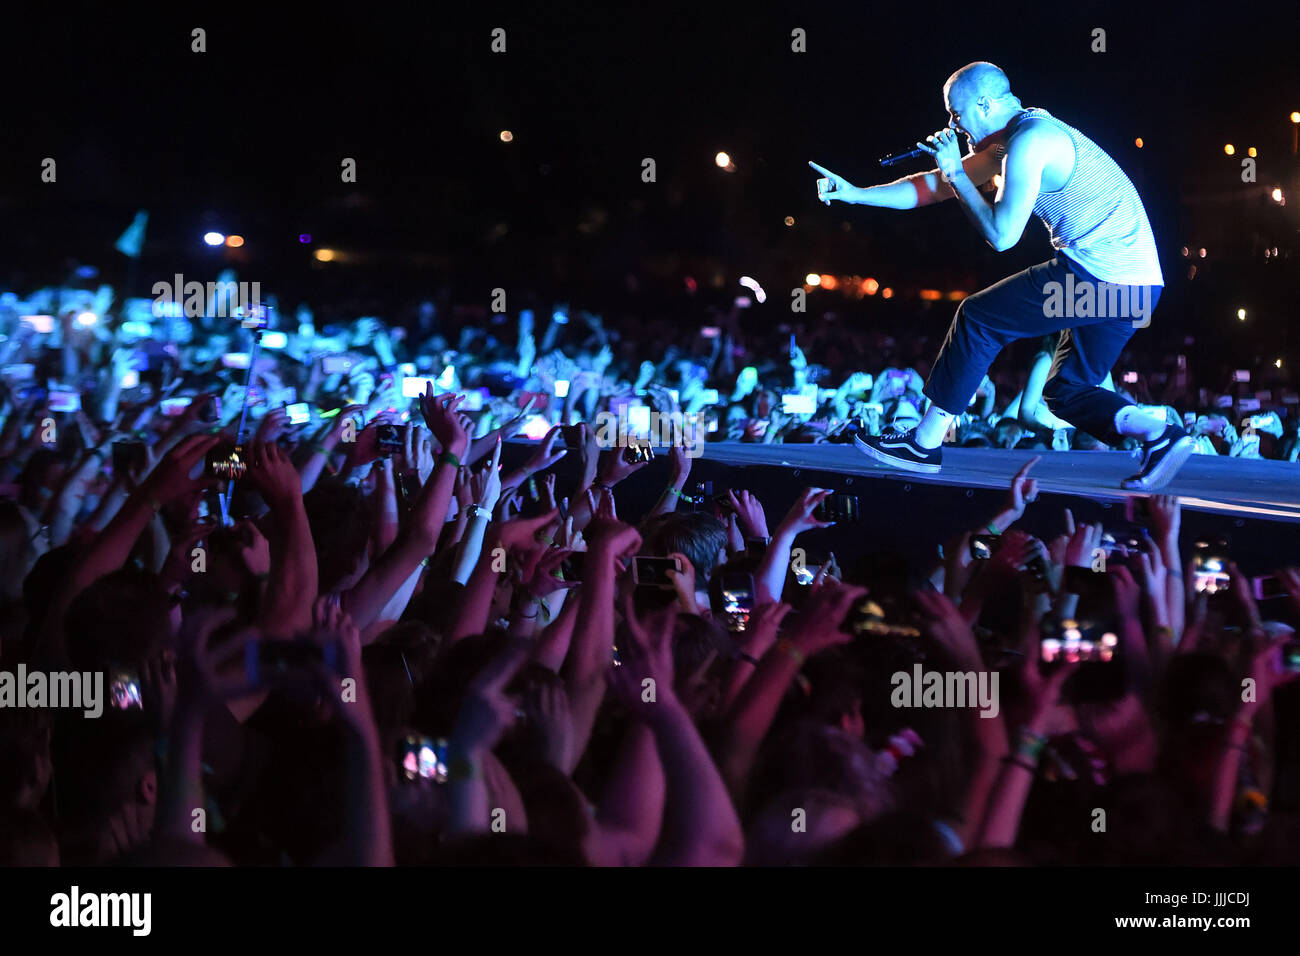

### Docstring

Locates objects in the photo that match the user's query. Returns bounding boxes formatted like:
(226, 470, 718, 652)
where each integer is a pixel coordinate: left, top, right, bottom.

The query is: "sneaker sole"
(853, 435, 941, 474)
(1120, 436, 1196, 490)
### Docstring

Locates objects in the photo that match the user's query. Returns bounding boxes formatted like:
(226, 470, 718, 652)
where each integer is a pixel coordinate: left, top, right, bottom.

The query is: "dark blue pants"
(922, 255, 1162, 445)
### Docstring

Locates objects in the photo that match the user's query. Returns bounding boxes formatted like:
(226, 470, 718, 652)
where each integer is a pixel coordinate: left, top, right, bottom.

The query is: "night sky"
(4, 2, 1299, 307)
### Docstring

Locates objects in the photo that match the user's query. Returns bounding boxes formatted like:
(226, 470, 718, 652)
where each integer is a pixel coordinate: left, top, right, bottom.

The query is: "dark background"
(3, 1, 1298, 369)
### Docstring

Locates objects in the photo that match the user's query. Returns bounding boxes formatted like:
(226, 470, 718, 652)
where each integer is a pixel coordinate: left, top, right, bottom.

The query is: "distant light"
(1224, 144, 1235, 156)
(298, 233, 312, 244)
(947, 290, 967, 301)
(1247, 147, 1257, 158)
(225, 235, 244, 248)
(739, 276, 767, 303)
(75, 311, 97, 327)
(1292, 112, 1300, 124)
(805, 273, 821, 286)
(314, 248, 336, 262)
(1273, 247, 1279, 256)
(1180, 246, 1189, 257)
(783, 216, 795, 226)
(863, 277, 879, 295)
(203, 232, 225, 246)
(1238, 308, 1247, 321)
(919, 289, 942, 301)
(1272, 187, 1284, 202)
(1276, 359, 1284, 368)
(715, 151, 731, 168)
(552, 311, 569, 325)
(684, 276, 698, 293)
(1134, 137, 1143, 148)
(1265, 248, 1272, 258)
(499, 130, 513, 143)
(1199, 248, 1207, 258)
(820, 274, 838, 290)
(881, 287, 894, 299)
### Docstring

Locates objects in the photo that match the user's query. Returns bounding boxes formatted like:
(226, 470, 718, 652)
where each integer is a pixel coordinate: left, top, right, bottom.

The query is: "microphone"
(878, 145, 929, 167)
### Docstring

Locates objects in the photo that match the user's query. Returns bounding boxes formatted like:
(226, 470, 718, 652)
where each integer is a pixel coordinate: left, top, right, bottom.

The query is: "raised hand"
(244, 441, 303, 509)
(419, 387, 469, 458)
(776, 486, 835, 536)
(808, 161, 858, 206)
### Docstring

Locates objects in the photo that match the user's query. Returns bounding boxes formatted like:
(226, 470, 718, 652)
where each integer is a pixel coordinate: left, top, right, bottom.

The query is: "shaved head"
(944, 62, 1013, 103)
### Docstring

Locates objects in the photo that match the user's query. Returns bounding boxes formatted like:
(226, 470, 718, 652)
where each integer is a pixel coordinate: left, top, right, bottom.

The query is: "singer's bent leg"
(923, 258, 1071, 415)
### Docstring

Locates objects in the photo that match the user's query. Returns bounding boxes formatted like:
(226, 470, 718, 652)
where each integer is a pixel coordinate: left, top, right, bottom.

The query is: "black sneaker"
(854, 426, 942, 473)
(1120, 424, 1196, 490)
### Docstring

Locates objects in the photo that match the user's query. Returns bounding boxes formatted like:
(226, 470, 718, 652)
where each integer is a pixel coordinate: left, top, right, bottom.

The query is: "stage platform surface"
(696, 444, 1300, 524)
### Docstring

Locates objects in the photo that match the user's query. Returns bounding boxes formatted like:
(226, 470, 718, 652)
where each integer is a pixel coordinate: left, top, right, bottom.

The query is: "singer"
(811, 62, 1192, 490)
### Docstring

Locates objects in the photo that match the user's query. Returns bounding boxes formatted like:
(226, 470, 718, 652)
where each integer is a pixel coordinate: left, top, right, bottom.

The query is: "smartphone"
(47, 390, 81, 413)
(285, 402, 312, 426)
(206, 443, 247, 480)
(20, 315, 55, 334)
(698, 388, 720, 405)
(700, 326, 720, 338)
(969, 533, 999, 561)
(623, 440, 655, 465)
(718, 572, 755, 633)
(1039, 617, 1120, 665)
(109, 670, 144, 711)
(627, 404, 651, 437)
(401, 375, 438, 398)
(119, 369, 140, 389)
(632, 555, 683, 589)
(1234, 370, 1251, 383)
(560, 425, 584, 450)
(245, 639, 338, 685)
(781, 393, 816, 415)
(1124, 496, 1153, 525)
(399, 734, 448, 784)
(111, 441, 147, 475)
(1252, 575, 1289, 601)
(813, 494, 859, 524)
(323, 355, 358, 376)
(376, 423, 403, 455)
(1, 364, 35, 382)
(221, 352, 251, 370)
(553, 379, 570, 398)
(261, 331, 289, 349)
(1062, 564, 1101, 594)
(1192, 552, 1231, 594)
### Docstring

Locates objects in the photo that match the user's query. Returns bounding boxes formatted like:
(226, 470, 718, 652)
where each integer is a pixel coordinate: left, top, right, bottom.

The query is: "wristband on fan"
(1013, 728, 1048, 764)
(775, 639, 805, 667)
(437, 451, 460, 469)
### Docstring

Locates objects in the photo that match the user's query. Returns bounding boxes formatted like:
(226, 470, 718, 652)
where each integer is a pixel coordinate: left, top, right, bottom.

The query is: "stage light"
(862, 277, 879, 295)
(919, 289, 942, 301)
(1272, 188, 1284, 202)
(1180, 246, 1189, 257)
(784, 216, 794, 226)
(225, 235, 244, 248)
(947, 290, 967, 300)
(739, 276, 767, 303)
(881, 287, 894, 299)
(715, 151, 731, 168)
(203, 232, 225, 246)
(298, 233, 312, 243)
(819, 275, 838, 290)
(1199, 248, 1207, 258)
(805, 273, 821, 286)
(1276, 359, 1283, 368)
(1224, 144, 1235, 155)
(1247, 147, 1257, 157)
(1237, 308, 1247, 321)
(1134, 137, 1143, 148)
(314, 248, 336, 262)
(1291, 112, 1300, 124)
(499, 130, 513, 142)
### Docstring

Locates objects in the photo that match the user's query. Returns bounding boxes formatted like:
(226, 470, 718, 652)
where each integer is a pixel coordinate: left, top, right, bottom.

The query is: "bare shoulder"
(1006, 116, 1071, 160)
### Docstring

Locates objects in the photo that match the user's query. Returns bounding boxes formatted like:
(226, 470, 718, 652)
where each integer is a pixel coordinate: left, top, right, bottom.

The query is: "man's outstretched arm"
(811, 144, 1002, 210)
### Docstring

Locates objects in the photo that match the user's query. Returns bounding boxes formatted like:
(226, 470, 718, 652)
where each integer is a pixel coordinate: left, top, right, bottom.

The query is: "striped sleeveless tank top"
(1008, 108, 1163, 287)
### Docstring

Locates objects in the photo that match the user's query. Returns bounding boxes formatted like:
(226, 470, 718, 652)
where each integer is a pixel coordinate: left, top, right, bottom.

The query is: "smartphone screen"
(261, 331, 289, 349)
(1192, 553, 1230, 594)
(401, 375, 438, 398)
(782, 393, 816, 415)
(20, 315, 55, 334)
(48, 390, 81, 413)
(719, 573, 755, 633)
(285, 402, 312, 426)
(323, 355, 358, 375)
(633, 556, 681, 589)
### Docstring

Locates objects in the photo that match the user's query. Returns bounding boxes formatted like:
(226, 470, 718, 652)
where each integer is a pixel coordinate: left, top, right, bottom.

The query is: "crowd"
(1, 278, 1299, 866)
